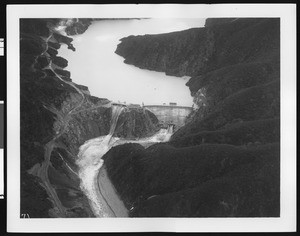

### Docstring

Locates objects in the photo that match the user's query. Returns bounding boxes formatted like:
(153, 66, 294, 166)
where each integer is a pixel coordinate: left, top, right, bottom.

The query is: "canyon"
(112, 18, 280, 217)
(20, 19, 161, 217)
(20, 17, 280, 218)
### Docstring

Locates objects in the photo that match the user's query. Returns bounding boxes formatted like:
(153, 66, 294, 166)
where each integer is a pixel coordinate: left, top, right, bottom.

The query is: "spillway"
(76, 105, 174, 217)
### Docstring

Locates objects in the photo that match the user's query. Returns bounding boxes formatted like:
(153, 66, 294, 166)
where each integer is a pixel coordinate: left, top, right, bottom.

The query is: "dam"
(143, 104, 193, 129)
(77, 105, 175, 217)
(111, 102, 194, 129)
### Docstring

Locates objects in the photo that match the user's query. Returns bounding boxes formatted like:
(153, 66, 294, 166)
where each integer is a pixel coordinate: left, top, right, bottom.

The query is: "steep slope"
(20, 19, 159, 217)
(116, 18, 279, 78)
(107, 18, 280, 217)
(104, 142, 279, 217)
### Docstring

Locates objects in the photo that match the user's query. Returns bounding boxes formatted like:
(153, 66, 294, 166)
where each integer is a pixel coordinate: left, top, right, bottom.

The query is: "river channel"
(58, 18, 206, 217)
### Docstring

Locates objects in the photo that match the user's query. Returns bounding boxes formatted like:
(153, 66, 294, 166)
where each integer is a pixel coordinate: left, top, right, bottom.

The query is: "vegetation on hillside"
(107, 18, 280, 217)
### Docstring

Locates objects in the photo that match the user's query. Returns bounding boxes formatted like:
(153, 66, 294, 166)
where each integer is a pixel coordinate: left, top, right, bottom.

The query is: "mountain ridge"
(108, 18, 280, 217)
(20, 18, 159, 217)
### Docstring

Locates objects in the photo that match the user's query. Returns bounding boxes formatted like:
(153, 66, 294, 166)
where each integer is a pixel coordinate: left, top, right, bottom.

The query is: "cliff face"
(115, 108, 159, 139)
(116, 18, 279, 79)
(116, 28, 212, 77)
(108, 18, 280, 217)
(20, 19, 159, 218)
(20, 18, 280, 218)
(64, 18, 93, 36)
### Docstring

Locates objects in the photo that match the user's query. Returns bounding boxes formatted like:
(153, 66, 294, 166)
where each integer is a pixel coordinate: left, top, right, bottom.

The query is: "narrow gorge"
(20, 18, 280, 218)
(21, 19, 162, 217)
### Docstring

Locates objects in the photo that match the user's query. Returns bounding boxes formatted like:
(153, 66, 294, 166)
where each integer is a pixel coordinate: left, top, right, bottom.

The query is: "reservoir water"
(57, 19, 206, 217)
(58, 19, 206, 106)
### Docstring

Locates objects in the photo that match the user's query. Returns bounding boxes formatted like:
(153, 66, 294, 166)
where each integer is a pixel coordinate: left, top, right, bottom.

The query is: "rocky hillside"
(20, 19, 159, 218)
(107, 18, 280, 217)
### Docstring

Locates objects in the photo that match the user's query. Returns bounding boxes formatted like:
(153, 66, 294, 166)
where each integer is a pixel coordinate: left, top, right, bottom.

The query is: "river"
(58, 19, 206, 217)
(76, 105, 174, 217)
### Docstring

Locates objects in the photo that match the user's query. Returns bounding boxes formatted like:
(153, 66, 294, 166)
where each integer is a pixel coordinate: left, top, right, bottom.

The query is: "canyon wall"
(20, 17, 280, 218)
(20, 19, 159, 217)
(106, 18, 280, 217)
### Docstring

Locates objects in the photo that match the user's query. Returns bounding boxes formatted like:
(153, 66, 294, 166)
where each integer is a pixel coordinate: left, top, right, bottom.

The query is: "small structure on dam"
(143, 104, 193, 129)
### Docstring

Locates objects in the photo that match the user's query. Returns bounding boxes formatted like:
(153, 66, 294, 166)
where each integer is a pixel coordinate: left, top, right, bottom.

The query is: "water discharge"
(76, 105, 174, 217)
(66, 19, 204, 217)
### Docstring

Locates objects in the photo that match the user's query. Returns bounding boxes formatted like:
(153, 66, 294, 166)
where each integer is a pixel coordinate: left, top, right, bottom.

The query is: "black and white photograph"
(6, 4, 296, 233)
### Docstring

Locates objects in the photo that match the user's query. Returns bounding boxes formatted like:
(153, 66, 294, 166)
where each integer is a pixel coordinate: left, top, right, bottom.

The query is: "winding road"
(28, 28, 115, 217)
(41, 30, 86, 216)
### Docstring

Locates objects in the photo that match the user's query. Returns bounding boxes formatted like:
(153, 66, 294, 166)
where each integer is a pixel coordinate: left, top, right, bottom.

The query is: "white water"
(76, 105, 174, 216)
(64, 19, 206, 217)
(58, 19, 206, 106)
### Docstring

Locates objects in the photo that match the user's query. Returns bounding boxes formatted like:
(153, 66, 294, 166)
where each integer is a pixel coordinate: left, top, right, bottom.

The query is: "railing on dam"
(144, 105, 194, 110)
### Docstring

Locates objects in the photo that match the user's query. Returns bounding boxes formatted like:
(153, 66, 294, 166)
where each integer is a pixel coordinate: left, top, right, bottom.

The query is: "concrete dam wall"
(144, 105, 193, 129)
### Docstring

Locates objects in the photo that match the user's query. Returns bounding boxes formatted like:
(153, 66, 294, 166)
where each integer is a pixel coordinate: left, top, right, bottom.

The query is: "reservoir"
(58, 18, 206, 106)
(57, 19, 207, 216)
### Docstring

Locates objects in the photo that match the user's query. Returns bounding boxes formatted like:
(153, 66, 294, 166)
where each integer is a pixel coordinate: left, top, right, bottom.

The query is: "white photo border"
(7, 4, 296, 233)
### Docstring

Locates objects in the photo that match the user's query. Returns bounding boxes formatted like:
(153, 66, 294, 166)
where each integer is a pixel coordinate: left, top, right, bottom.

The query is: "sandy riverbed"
(97, 166, 128, 217)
